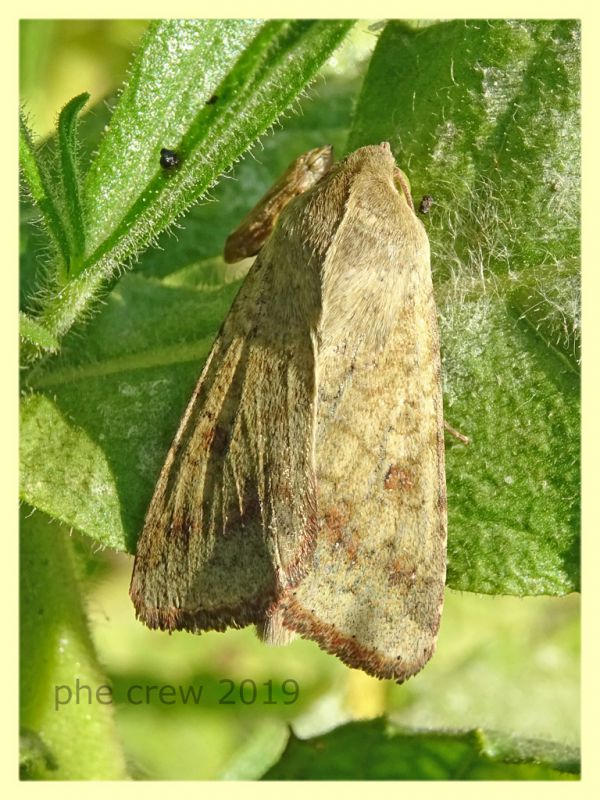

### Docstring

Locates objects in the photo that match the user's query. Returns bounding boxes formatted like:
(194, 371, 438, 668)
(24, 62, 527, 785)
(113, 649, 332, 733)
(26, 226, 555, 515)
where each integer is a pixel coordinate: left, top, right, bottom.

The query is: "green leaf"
(26, 19, 353, 359)
(349, 20, 580, 294)
(347, 19, 580, 594)
(83, 19, 264, 254)
(20, 71, 362, 553)
(20, 312, 59, 352)
(262, 719, 579, 780)
(57, 92, 89, 276)
(85, 19, 354, 263)
(20, 394, 128, 547)
(219, 720, 290, 780)
(138, 71, 358, 281)
(19, 113, 70, 276)
(20, 509, 128, 779)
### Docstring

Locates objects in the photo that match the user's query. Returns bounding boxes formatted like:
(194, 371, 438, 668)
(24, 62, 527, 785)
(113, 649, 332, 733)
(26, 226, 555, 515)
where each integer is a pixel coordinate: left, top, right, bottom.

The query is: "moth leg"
(444, 420, 470, 445)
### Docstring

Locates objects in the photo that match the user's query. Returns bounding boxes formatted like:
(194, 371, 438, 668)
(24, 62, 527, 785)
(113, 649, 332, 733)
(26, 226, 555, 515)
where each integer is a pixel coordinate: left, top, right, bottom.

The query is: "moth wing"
(224, 145, 333, 263)
(130, 237, 319, 632)
(279, 166, 447, 681)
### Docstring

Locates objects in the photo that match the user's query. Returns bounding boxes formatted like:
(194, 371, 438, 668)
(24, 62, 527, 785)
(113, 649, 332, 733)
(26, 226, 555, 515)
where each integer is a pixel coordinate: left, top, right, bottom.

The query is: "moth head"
(340, 142, 416, 212)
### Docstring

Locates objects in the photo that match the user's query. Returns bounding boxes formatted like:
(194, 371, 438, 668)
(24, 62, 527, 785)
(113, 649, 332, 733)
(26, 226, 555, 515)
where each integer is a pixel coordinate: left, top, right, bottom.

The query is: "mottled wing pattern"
(279, 147, 447, 681)
(130, 231, 322, 632)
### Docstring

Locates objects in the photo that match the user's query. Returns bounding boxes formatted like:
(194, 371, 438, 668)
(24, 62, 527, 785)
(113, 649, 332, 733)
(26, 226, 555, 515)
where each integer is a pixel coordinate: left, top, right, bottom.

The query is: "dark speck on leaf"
(418, 195, 434, 214)
(160, 148, 180, 169)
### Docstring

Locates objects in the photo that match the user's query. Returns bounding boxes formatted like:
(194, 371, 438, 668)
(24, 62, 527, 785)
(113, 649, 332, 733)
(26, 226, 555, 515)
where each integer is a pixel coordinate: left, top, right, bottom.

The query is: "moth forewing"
(274, 145, 447, 682)
(130, 220, 323, 632)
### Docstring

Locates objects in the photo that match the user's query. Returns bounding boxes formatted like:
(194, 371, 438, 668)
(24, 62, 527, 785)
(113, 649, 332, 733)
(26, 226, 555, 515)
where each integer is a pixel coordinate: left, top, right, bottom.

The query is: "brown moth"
(130, 142, 446, 683)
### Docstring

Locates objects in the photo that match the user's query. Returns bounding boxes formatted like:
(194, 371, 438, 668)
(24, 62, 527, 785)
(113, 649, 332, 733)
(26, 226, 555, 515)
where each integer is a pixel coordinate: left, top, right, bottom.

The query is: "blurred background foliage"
(19, 19, 579, 780)
(20, 20, 149, 137)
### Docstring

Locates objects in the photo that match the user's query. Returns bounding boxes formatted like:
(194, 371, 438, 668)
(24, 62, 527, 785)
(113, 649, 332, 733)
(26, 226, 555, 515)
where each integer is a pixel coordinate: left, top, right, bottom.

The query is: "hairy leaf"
(348, 19, 580, 594)
(263, 719, 579, 780)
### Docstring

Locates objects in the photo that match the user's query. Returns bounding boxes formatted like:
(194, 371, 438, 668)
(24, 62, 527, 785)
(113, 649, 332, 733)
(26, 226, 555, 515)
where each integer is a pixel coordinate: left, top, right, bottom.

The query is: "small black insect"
(205, 94, 219, 105)
(418, 194, 434, 214)
(160, 148, 180, 169)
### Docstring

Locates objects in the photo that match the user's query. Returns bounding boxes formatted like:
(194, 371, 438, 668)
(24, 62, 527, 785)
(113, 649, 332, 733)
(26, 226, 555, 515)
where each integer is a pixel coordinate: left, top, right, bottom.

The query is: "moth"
(130, 142, 447, 683)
